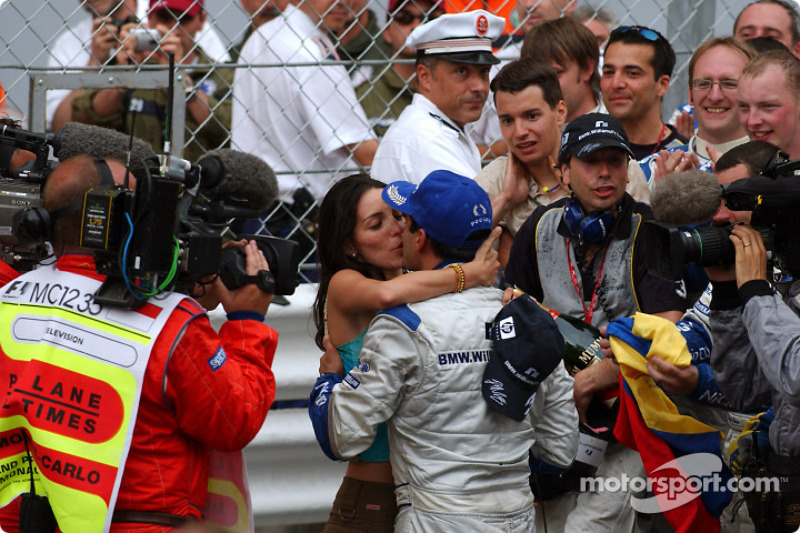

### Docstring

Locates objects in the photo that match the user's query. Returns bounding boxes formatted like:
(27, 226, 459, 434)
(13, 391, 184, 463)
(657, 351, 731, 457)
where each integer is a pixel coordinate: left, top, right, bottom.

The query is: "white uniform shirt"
(371, 93, 481, 184)
(231, 5, 375, 203)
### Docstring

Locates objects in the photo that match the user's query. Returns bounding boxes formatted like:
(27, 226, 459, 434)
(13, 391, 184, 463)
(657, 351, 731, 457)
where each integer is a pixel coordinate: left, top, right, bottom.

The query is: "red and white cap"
(405, 10, 504, 65)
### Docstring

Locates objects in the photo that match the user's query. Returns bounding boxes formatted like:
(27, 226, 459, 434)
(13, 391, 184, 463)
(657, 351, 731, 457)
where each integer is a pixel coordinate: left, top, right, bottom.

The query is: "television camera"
(1, 122, 299, 308)
(80, 149, 300, 308)
(0, 123, 57, 270)
(645, 151, 800, 281)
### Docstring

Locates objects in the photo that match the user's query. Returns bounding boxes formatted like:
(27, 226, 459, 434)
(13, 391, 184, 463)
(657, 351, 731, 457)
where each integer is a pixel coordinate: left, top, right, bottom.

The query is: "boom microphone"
(54, 122, 155, 181)
(196, 149, 279, 213)
(650, 170, 722, 226)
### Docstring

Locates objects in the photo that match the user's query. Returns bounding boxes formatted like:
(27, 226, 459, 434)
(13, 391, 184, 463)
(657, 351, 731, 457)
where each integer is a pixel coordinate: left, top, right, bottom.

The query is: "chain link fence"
(0, 0, 751, 282)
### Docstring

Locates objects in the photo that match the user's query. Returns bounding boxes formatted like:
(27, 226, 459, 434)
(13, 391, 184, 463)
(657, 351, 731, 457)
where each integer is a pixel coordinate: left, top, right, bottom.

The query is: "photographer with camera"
(703, 143, 800, 531)
(46, 0, 139, 132)
(71, 0, 232, 163)
(504, 113, 686, 532)
(0, 153, 278, 531)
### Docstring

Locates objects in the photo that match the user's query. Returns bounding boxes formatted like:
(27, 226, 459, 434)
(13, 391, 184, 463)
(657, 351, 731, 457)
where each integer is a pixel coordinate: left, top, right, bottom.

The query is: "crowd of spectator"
(5, 0, 800, 531)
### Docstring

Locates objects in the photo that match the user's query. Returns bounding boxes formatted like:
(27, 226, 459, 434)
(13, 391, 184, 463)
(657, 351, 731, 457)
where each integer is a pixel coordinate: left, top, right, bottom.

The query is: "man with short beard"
(371, 10, 504, 184)
(506, 113, 685, 532)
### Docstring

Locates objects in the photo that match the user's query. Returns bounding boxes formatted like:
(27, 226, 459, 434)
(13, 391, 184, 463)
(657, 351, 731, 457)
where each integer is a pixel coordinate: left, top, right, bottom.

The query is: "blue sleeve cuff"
(529, 454, 571, 474)
(309, 373, 344, 462)
(688, 362, 731, 409)
(226, 310, 265, 322)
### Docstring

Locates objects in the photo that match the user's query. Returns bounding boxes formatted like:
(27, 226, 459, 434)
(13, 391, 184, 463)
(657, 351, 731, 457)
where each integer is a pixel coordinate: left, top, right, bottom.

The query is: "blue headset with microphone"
(562, 199, 615, 245)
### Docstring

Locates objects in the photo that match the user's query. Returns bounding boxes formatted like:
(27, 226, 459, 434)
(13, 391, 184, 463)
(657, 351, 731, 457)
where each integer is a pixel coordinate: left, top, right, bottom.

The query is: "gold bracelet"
(448, 264, 465, 293)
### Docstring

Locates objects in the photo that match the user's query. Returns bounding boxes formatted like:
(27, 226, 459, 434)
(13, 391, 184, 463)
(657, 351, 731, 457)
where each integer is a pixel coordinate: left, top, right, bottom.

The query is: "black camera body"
(218, 234, 300, 296)
(646, 152, 800, 280)
(81, 155, 299, 308)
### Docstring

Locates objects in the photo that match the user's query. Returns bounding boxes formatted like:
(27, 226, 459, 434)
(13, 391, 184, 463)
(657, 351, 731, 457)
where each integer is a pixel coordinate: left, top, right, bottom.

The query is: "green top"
(72, 47, 233, 163)
(333, 10, 391, 64)
(355, 65, 414, 138)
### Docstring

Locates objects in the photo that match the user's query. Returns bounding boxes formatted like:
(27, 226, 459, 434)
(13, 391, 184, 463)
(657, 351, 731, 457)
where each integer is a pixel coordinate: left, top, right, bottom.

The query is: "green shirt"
(355, 66, 414, 138)
(72, 48, 233, 163)
(333, 10, 391, 64)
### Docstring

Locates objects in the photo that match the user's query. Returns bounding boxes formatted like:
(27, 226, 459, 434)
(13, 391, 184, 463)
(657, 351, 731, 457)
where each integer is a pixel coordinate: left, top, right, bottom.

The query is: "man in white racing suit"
(309, 170, 578, 532)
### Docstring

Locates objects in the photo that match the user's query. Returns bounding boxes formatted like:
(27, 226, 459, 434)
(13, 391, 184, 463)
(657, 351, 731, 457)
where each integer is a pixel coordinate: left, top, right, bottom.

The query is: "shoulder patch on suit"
(379, 304, 421, 331)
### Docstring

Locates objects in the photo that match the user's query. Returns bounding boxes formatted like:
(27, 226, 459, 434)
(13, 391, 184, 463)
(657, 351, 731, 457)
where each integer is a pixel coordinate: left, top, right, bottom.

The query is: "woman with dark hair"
(313, 174, 499, 532)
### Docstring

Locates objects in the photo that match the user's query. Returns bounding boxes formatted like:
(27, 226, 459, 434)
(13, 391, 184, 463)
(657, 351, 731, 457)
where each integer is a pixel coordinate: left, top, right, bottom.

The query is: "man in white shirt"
(45, 0, 138, 132)
(370, 10, 504, 184)
(232, 0, 377, 206)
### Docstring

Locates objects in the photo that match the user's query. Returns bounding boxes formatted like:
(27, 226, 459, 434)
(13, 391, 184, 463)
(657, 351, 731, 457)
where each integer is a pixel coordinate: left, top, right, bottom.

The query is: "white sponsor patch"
(344, 373, 360, 389)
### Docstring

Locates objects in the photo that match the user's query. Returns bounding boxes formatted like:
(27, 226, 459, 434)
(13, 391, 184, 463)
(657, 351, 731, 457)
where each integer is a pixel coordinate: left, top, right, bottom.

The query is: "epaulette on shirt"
(378, 304, 421, 331)
(429, 113, 462, 134)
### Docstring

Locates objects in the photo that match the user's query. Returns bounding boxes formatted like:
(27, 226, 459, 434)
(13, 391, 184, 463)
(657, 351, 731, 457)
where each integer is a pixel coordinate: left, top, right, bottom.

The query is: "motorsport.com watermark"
(579, 453, 779, 513)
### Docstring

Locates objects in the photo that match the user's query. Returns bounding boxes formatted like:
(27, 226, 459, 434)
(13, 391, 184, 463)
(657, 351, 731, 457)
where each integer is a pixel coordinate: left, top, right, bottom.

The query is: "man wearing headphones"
(504, 112, 685, 531)
(0, 155, 278, 531)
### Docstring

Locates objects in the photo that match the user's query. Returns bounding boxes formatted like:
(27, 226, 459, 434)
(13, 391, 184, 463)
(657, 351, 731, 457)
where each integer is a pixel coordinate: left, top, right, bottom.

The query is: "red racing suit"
(0, 254, 278, 532)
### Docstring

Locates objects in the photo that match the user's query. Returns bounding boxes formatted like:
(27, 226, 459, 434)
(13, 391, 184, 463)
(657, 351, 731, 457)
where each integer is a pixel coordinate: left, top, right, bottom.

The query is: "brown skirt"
(323, 476, 398, 533)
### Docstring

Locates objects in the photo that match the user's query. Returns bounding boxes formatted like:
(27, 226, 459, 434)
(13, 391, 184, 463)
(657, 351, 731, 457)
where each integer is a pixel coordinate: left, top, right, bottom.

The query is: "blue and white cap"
(382, 170, 492, 250)
(483, 296, 565, 422)
(405, 10, 504, 65)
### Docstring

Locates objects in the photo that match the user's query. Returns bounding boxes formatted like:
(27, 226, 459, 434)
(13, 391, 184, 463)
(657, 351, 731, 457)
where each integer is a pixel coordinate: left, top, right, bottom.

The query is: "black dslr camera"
(645, 152, 800, 280)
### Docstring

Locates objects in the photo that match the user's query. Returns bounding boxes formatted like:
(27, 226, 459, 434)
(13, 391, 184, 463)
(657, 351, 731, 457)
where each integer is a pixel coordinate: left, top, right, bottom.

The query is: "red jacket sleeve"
(163, 312, 278, 452)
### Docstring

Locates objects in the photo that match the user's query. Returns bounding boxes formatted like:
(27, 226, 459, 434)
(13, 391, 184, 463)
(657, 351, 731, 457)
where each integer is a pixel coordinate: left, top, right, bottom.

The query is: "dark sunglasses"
(393, 10, 441, 25)
(152, 8, 197, 25)
(611, 25, 660, 42)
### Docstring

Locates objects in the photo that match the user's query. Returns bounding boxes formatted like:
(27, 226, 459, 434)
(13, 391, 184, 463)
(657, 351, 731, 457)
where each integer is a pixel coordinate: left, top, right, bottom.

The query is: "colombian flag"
(608, 313, 732, 533)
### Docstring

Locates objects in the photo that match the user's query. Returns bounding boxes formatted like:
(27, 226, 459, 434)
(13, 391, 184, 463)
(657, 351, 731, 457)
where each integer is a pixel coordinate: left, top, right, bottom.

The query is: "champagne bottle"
(537, 303, 619, 410)
(538, 303, 618, 479)
(537, 305, 604, 376)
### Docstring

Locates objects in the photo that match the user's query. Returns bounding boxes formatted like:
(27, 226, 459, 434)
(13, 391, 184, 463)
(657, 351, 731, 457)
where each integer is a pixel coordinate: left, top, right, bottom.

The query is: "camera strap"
(93, 158, 116, 187)
(240, 270, 276, 294)
(19, 431, 57, 533)
(21, 431, 34, 496)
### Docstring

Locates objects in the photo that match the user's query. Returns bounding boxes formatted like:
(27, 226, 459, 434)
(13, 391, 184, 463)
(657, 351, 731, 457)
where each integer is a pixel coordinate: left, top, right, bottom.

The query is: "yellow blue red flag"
(608, 313, 732, 533)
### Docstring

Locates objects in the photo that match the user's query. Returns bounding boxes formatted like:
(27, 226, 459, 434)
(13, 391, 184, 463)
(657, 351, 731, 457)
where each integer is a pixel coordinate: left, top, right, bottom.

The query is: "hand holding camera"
(116, 22, 185, 66)
(90, 17, 124, 65)
(729, 225, 768, 289)
(210, 240, 275, 317)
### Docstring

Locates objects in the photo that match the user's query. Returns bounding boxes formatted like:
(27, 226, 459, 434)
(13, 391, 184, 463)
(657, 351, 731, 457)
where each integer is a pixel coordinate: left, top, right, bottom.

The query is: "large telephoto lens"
(677, 226, 735, 266)
(644, 222, 734, 280)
